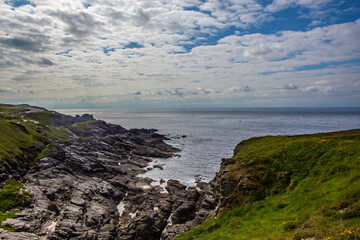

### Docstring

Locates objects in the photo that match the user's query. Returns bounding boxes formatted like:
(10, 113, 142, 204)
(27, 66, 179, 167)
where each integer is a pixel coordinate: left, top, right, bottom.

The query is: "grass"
(0, 210, 20, 231)
(44, 126, 69, 142)
(35, 144, 56, 162)
(0, 107, 23, 120)
(176, 129, 360, 240)
(0, 120, 48, 171)
(0, 179, 30, 212)
(69, 121, 96, 132)
(26, 111, 75, 126)
(0, 179, 31, 231)
(0, 104, 71, 174)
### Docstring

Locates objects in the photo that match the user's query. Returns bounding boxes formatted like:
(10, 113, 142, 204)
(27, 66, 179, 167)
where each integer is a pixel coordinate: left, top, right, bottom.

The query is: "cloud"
(132, 91, 141, 95)
(0, 0, 359, 107)
(49, 10, 104, 38)
(12, 76, 28, 82)
(170, 88, 184, 97)
(265, 0, 332, 13)
(17, 56, 54, 66)
(0, 37, 43, 52)
(228, 86, 252, 92)
(243, 85, 252, 91)
(39, 58, 54, 66)
(304, 86, 319, 92)
(279, 84, 298, 90)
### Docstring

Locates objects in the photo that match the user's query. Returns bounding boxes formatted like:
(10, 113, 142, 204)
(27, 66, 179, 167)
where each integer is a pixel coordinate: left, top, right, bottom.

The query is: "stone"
(0, 111, 215, 240)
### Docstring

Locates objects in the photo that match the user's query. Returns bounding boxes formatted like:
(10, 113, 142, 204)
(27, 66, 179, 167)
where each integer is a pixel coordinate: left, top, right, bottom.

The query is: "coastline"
(0, 104, 216, 240)
(1, 104, 359, 240)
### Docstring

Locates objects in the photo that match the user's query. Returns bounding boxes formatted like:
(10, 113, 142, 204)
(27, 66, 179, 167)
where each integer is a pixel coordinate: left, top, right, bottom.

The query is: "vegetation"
(0, 119, 48, 171)
(176, 129, 360, 240)
(34, 144, 56, 162)
(0, 104, 98, 174)
(0, 179, 31, 230)
(69, 121, 94, 132)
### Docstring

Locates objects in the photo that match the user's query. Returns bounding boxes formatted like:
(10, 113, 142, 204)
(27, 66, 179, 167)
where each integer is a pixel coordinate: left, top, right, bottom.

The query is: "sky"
(0, 0, 360, 108)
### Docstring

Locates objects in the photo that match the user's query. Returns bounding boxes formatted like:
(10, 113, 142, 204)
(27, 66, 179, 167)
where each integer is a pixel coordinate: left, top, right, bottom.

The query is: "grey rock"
(1, 115, 217, 240)
(0, 228, 39, 240)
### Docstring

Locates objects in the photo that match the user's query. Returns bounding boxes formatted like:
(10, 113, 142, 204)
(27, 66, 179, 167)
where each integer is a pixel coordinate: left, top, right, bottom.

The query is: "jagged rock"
(153, 164, 164, 170)
(0, 108, 218, 240)
(0, 116, 182, 240)
(75, 114, 95, 122)
(0, 228, 40, 240)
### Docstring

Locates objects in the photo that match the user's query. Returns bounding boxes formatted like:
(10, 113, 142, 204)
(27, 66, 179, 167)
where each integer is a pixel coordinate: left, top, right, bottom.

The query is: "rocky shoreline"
(0, 107, 218, 240)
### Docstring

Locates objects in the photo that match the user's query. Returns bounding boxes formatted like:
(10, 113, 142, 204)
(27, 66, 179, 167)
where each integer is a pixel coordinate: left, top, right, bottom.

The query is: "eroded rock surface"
(0, 117, 218, 240)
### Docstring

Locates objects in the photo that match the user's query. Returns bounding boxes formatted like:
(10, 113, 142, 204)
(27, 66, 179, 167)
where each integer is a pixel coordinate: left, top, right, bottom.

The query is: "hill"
(176, 129, 360, 240)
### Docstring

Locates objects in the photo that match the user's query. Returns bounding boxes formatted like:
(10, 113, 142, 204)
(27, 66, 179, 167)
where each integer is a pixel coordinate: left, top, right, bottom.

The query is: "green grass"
(176, 129, 360, 240)
(0, 179, 30, 212)
(34, 144, 56, 162)
(0, 210, 20, 231)
(0, 104, 70, 174)
(69, 121, 95, 132)
(0, 105, 27, 120)
(44, 126, 69, 142)
(0, 179, 31, 231)
(26, 111, 75, 126)
(0, 120, 48, 171)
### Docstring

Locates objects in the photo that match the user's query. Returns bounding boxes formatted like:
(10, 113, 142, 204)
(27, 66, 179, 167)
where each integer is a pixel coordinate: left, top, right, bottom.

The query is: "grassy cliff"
(176, 129, 360, 240)
(0, 104, 70, 175)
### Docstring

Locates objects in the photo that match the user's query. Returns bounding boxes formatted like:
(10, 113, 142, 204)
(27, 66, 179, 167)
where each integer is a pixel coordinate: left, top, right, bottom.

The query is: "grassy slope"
(176, 129, 360, 240)
(0, 104, 76, 171)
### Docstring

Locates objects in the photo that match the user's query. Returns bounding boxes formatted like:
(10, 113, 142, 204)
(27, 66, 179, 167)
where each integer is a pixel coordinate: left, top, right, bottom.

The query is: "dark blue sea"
(57, 108, 360, 185)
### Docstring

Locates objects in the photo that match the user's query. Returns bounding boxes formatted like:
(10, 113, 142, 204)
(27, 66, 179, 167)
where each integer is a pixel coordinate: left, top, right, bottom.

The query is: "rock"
(0, 228, 39, 240)
(0, 117, 183, 240)
(166, 179, 187, 194)
(75, 114, 95, 122)
(153, 164, 164, 170)
(0, 108, 219, 240)
(171, 201, 197, 224)
(37, 157, 61, 170)
(161, 181, 218, 240)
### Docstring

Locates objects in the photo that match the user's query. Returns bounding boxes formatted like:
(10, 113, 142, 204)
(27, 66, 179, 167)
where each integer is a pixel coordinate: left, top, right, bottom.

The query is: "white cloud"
(0, 0, 359, 107)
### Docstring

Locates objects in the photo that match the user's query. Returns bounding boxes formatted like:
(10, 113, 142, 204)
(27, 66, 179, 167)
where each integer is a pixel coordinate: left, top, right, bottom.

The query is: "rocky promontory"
(3, 104, 359, 240)
(0, 104, 216, 240)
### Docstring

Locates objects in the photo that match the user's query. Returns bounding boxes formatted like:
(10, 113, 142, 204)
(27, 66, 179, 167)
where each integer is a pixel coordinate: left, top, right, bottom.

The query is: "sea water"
(57, 108, 360, 186)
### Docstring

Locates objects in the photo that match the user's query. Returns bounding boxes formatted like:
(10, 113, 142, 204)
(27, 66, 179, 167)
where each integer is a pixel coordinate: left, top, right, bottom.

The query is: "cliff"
(0, 104, 217, 240)
(1, 104, 359, 240)
(176, 129, 360, 239)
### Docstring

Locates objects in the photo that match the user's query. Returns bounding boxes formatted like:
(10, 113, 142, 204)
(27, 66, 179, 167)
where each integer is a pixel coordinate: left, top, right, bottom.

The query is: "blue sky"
(0, 0, 359, 108)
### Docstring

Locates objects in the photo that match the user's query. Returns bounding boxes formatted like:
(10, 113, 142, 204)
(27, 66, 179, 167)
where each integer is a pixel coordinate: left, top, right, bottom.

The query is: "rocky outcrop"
(161, 181, 217, 240)
(0, 118, 182, 239)
(0, 107, 218, 240)
(114, 179, 217, 240)
(74, 114, 94, 122)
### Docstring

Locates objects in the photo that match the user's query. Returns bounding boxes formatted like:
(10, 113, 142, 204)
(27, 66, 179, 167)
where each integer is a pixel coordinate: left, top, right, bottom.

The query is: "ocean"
(57, 108, 360, 186)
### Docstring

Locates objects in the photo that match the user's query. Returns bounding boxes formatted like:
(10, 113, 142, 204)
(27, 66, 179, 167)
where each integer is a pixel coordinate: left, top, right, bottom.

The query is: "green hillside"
(176, 129, 360, 240)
